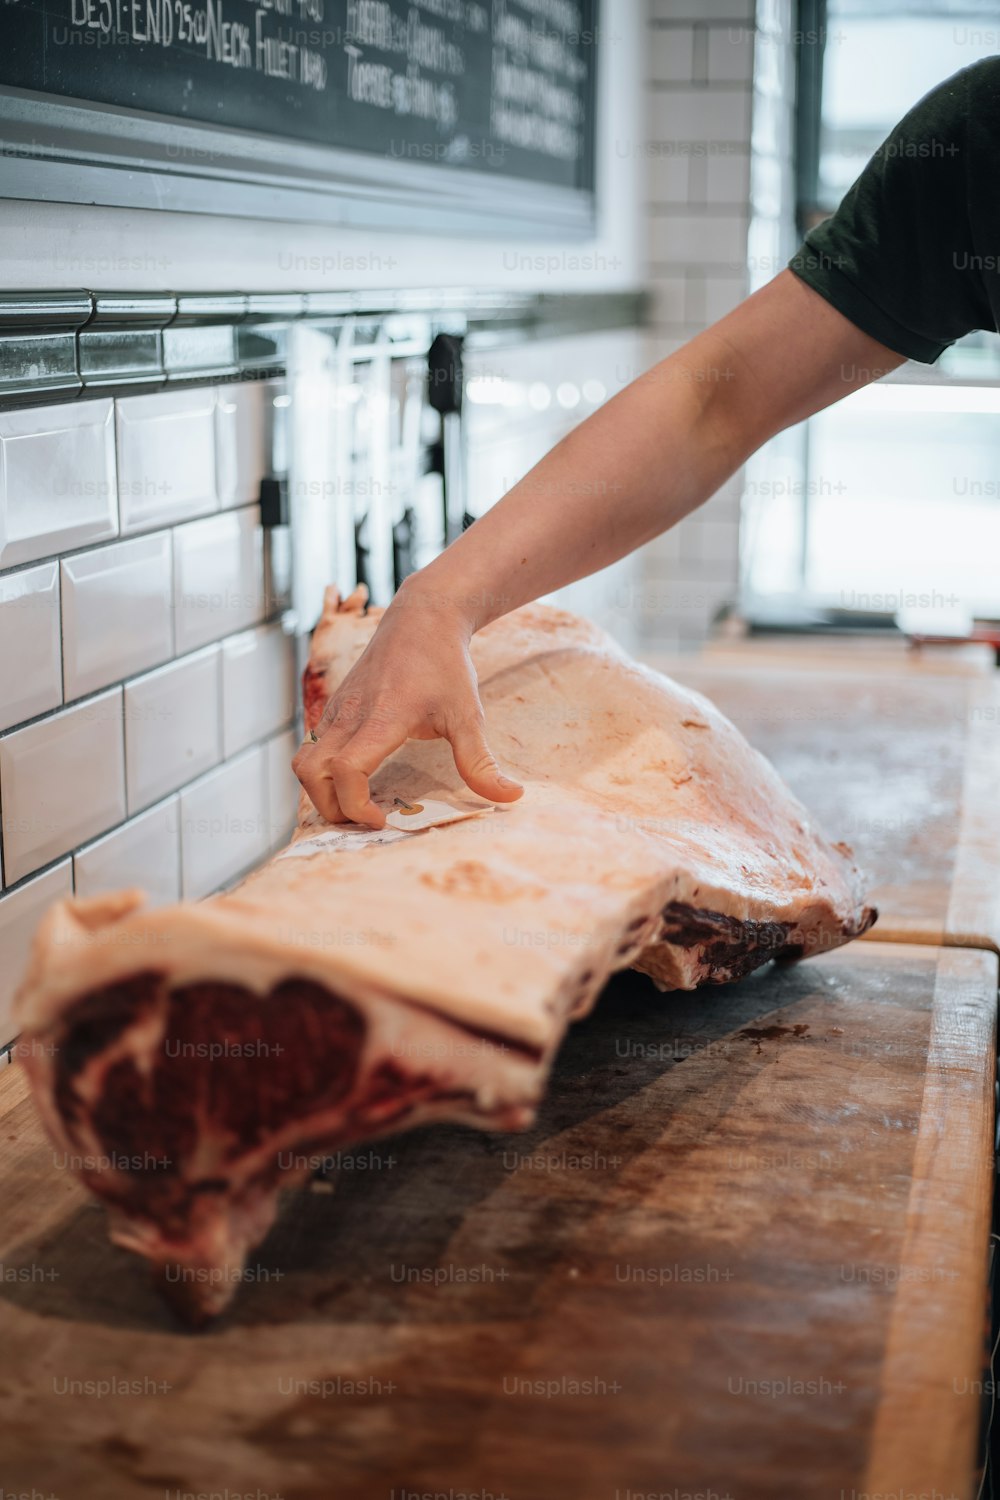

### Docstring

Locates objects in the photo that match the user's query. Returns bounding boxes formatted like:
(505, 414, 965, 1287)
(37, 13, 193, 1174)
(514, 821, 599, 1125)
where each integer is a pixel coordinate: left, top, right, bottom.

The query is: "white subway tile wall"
(649, 25, 694, 82)
(0, 861, 72, 1051)
(180, 747, 269, 901)
(75, 796, 181, 910)
(221, 623, 297, 760)
(707, 25, 755, 83)
(649, 210, 749, 268)
(116, 387, 218, 533)
(651, 0, 754, 19)
(0, 563, 62, 733)
(124, 645, 223, 814)
(0, 381, 296, 1049)
(641, 3, 764, 649)
(173, 506, 265, 655)
(61, 532, 174, 700)
(739, 0, 804, 591)
(216, 382, 274, 510)
(0, 399, 117, 569)
(0, 309, 687, 1054)
(265, 727, 301, 852)
(0, 689, 126, 886)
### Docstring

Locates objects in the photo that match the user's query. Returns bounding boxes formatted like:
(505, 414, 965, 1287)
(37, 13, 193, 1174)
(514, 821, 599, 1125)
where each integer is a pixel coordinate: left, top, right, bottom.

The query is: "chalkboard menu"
(0, 1, 598, 233)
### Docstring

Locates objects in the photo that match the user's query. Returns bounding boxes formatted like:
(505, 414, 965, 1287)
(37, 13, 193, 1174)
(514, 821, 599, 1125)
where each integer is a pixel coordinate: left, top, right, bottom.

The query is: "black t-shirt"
(788, 57, 1000, 364)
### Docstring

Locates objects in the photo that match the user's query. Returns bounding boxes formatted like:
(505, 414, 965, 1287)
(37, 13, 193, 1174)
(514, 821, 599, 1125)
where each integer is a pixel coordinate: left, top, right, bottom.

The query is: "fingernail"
(497, 775, 522, 789)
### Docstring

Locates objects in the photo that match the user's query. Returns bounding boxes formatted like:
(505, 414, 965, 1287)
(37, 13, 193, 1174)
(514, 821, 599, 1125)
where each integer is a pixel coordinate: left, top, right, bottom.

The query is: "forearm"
(406, 323, 746, 632)
(397, 270, 905, 633)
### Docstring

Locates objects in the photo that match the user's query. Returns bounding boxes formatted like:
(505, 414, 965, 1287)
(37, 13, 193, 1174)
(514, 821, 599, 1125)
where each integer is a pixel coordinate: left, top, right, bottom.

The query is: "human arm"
(293, 269, 905, 827)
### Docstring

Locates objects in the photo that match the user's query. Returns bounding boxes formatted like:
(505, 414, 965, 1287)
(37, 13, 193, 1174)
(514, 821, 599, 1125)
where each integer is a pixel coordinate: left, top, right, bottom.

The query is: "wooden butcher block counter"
(700, 633, 997, 676)
(656, 657, 1000, 954)
(0, 940, 994, 1500)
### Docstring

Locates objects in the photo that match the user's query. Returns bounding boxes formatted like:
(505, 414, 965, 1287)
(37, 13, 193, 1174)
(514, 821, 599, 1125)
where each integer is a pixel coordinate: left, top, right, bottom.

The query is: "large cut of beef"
(14, 589, 875, 1322)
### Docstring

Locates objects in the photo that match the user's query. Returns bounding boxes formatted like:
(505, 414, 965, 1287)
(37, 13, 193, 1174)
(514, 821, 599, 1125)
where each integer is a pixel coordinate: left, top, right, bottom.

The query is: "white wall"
(637, 0, 767, 650)
(739, 0, 808, 607)
(0, 382, 299, 1047)
(0, 1, 646, 295)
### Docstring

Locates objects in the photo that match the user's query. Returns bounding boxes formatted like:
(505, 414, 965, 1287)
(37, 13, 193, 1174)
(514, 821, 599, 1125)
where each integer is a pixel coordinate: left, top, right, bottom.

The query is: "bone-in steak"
(14, 590, 875, 1321)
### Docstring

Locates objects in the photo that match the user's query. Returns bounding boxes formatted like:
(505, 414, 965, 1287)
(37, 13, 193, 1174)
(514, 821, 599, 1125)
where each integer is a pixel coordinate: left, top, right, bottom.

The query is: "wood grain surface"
(699, 635, 995, 677)
(657, 659, 1000, 954)
(0, 941, 993, 1500)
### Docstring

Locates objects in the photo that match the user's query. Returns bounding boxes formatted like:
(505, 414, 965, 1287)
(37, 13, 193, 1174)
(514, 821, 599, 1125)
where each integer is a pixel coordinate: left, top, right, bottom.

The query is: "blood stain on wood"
(737, 1022, 811, 1053)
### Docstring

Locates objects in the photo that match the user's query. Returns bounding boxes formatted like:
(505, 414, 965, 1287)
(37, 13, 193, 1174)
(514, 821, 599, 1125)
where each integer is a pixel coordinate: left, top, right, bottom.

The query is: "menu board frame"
(0, 2, 599, 238)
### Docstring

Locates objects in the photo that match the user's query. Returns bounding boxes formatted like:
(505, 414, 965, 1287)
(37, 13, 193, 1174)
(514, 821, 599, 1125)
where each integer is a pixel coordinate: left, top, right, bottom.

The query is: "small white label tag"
(277, 798, 494, 861)
(278, 826, 411, 860)
(383, 797, 493, 833)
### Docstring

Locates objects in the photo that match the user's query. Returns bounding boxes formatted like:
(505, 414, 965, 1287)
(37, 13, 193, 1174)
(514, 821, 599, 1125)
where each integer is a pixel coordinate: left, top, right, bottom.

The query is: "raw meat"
(14, 589, 875, 1322)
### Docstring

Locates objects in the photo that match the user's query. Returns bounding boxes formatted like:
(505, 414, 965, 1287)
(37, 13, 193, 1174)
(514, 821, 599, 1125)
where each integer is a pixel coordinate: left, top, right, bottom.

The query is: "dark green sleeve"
(789, 61, 995, 364)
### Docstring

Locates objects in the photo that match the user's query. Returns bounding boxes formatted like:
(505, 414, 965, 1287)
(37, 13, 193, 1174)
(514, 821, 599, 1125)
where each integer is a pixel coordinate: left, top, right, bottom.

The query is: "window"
(741, 0, 1000, 627)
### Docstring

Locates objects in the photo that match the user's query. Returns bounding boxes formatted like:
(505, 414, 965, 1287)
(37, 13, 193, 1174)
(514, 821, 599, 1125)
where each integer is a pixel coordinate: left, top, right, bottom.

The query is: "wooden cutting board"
(695, 636, 996, 677)
(0, 940, 993, 1500)
(660, 659, 1000, 954)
